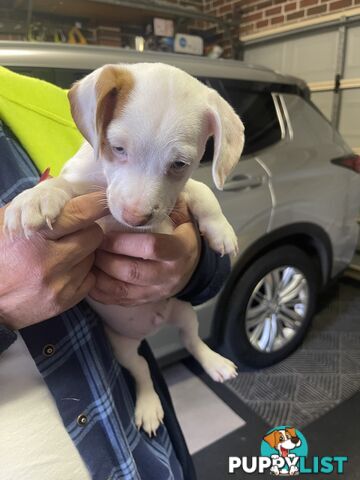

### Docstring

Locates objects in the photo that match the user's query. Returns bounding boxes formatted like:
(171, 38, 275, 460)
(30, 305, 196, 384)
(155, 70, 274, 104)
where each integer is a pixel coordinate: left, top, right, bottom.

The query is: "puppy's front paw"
(200, 216, 238, 257)
(270, 466, 280, 476)
(289, 466, 299, 475)
(134, 391, 164, 437)
(3, 187, 70, 238)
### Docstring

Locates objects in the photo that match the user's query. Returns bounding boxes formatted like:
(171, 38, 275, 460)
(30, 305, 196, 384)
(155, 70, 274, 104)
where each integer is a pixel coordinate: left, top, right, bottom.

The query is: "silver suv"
(1, 41, 359, 367)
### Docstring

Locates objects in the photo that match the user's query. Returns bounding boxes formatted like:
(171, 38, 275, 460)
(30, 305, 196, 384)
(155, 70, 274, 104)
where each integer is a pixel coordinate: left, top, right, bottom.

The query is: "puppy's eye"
(170, 160, 189, 172)
(113, 146, 126, 155)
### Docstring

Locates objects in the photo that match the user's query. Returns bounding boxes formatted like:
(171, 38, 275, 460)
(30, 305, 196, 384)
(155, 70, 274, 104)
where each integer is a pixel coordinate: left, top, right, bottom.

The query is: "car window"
(54, 69, 91, 88)
(221, 81, 282, 156)
(7, 66, 91, 89)
(8, 66, 56, 84)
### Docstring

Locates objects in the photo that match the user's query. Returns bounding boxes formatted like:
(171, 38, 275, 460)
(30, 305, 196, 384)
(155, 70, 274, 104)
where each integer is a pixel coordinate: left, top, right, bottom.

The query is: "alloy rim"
(245, 266, 309, 353)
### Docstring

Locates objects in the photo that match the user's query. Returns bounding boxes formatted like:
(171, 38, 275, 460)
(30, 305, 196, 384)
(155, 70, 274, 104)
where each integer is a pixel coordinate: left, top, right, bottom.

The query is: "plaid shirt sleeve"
(0, 121, 197, 480)
(176, 236, 231, 306)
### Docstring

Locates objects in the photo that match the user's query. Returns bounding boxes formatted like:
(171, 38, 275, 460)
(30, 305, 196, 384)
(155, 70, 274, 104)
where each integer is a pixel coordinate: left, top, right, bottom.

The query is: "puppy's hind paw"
(200, 349, 238, 383)
(134, 391, 164, 437)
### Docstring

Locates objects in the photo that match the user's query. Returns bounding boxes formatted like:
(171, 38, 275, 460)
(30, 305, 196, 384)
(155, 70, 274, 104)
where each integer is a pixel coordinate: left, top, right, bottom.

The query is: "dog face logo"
(264, 428, 301, 458)
(261, 426, 308, 476)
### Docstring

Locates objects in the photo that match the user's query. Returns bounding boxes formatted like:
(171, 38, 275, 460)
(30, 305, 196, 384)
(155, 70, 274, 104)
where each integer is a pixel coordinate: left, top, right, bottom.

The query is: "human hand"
(0, 192, 107, 330)
(90, 200, 201, 306)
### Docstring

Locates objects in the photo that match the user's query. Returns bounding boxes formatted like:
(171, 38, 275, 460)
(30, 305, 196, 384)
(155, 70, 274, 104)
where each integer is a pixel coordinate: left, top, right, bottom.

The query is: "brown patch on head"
(263, 430, 282, 449)
(95, 66, 134, 157)
(285, 427, 297, 439)
(67, 65, 134, 157)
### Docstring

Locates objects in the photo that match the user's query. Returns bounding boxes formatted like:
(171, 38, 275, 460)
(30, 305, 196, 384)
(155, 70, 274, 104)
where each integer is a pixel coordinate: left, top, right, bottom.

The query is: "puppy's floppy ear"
(68, 65, 134, 158)
(205, 89, 244, 190)
(263, 431, 280, 449)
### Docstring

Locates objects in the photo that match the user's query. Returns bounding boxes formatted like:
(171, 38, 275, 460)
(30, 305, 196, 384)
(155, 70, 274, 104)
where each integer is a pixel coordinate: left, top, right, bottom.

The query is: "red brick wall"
(203, 0, 360, 56)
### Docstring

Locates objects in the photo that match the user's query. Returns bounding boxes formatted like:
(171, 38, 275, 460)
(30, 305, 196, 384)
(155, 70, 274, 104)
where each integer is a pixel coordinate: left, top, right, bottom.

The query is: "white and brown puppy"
(4, 63, 245, 436)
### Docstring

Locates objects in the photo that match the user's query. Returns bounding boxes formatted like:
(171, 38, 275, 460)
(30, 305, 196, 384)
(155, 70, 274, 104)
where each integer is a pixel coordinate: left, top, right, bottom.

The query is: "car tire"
(224, 245, 319, 368)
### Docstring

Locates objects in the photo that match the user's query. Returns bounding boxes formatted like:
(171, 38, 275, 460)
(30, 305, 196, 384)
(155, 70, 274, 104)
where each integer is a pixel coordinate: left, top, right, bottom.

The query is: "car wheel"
(224, 245, 319, 367)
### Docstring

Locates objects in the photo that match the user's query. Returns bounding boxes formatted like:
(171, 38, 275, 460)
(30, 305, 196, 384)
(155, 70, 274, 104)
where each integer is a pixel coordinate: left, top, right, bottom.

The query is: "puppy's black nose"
(291, 436, 299, 444)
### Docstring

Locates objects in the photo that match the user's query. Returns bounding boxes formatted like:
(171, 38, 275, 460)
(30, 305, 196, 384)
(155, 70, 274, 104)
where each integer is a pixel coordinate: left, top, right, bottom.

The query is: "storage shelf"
(13, 0, 235, 27)
(6, 0, 238, 57)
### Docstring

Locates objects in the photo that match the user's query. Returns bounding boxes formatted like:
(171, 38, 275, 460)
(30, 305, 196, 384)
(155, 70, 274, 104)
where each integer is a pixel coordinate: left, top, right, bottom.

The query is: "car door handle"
(223, 174, 264, 192)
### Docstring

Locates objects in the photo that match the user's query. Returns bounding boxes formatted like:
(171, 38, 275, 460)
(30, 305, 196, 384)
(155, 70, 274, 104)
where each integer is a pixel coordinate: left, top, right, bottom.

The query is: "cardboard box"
(174, 34, 203, 55)
(153, 18, 174, 37)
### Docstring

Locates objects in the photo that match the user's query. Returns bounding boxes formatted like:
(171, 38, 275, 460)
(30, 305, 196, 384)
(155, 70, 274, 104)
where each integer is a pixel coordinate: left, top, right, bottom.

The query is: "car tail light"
(331, 154, 360, 173)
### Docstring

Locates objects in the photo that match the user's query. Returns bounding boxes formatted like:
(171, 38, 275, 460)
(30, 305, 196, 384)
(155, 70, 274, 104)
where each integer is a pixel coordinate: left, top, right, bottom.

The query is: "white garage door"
(244, 25, 360, 153)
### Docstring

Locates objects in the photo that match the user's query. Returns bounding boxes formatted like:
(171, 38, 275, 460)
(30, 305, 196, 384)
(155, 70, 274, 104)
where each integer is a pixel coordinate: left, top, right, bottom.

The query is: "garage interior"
(1, 0, 360, 479)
